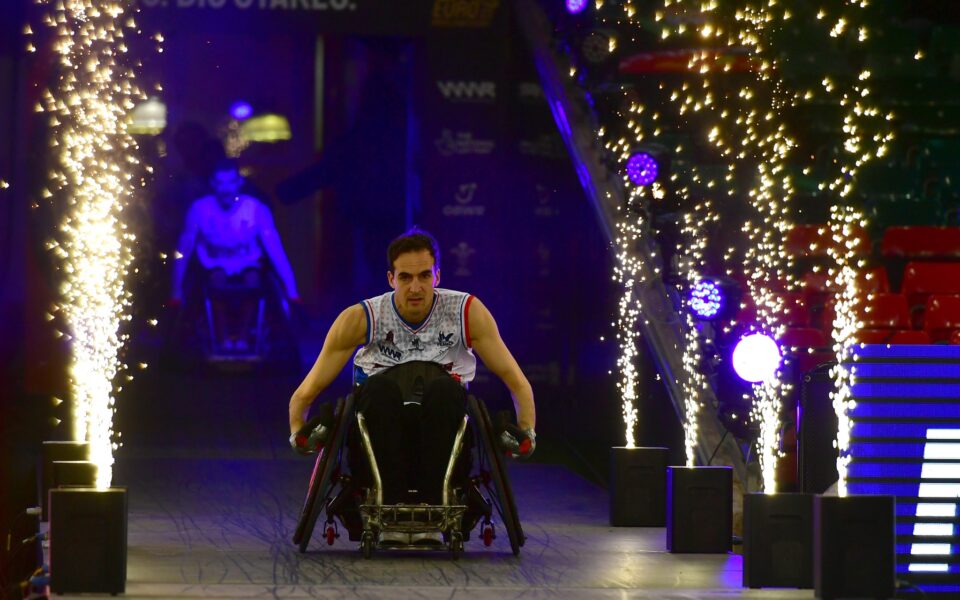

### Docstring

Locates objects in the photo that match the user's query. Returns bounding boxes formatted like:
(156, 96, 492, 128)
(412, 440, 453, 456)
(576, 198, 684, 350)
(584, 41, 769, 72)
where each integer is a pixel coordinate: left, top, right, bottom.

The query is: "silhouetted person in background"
(171, 159, 299, 350)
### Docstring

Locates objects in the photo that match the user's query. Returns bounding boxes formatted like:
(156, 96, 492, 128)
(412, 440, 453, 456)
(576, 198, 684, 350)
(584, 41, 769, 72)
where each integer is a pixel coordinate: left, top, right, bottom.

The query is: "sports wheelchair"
(291, 373, 525, 559)
(169, 263, 298, 368)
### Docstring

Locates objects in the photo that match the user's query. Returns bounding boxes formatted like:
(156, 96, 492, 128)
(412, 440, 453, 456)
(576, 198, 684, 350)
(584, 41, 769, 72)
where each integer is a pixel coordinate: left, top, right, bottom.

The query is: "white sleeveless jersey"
(188, 195, 267, 275)
(353, 288, 476, 385)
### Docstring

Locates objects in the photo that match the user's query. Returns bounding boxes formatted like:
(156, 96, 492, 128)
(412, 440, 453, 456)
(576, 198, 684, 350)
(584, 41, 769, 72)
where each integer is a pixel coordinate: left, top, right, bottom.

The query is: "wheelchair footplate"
(359, 502, 468, 558)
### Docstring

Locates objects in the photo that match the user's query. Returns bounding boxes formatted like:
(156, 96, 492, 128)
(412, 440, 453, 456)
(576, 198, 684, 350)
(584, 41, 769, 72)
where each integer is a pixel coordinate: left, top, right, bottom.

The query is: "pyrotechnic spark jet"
(36, 0, 143, 490)
(614, 214, 644, 448)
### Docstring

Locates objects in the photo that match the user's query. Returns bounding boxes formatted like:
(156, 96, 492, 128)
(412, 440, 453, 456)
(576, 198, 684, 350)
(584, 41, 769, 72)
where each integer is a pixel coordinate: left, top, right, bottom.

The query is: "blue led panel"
(844, 346, 960, 587)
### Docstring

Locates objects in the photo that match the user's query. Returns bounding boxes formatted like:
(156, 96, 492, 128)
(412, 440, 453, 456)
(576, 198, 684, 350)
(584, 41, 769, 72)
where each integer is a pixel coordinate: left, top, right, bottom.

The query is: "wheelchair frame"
(292, 393, 525, 559)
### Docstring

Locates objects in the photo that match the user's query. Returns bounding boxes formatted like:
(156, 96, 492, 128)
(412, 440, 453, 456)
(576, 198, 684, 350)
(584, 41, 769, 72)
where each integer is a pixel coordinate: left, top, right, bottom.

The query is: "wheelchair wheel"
(360, 531, 374, 559)
(293, 395, 355, 552)
(468, 395, 524, 556)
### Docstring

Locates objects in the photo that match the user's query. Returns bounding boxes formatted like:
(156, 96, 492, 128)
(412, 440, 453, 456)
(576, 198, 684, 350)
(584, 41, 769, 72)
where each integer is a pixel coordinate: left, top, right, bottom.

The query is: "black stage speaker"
(798, 362, 839, 494)
(49, 488, 127, 595)
(40, 441, 89, 520)
(743, 492, 814, 589)
(814, 495, 895, 600)
(609, 446, 668, 526)
(666, 466, 732, 553)
(52, 461, 97, 488)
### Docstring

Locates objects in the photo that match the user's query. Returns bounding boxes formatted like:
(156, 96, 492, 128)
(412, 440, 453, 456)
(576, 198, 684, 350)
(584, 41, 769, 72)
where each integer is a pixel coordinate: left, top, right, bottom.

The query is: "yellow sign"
(431, 0, 499, 28)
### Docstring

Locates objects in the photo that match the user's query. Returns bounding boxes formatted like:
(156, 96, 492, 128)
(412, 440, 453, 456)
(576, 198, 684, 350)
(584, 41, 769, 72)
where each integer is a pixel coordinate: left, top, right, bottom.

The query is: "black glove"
(289, 403, 334, 456)
(495, 411, 536, 459)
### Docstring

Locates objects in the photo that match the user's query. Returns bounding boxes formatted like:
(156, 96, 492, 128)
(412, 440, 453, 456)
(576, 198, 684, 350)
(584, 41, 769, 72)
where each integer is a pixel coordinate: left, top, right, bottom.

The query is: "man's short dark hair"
(212, 158, 240, 176)
(388, 227, 440, 272)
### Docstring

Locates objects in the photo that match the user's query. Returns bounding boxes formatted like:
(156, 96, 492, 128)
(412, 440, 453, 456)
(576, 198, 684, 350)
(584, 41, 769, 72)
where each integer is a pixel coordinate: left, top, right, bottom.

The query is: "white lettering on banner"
(442, 183, 486, 217)
(434, 129, 495, 156)
(163, 0, 356, 10)
(450, 242, 476, 277)
(442, 205, 486, 216)
(518, 81, 544, 101)
(437, 81, 496, 102)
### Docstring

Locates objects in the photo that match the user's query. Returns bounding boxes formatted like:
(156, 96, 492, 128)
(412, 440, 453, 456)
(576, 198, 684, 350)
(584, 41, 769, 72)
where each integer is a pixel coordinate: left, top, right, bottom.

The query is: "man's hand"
(496, 411, 536, 459)
(289, 403, 334, 456)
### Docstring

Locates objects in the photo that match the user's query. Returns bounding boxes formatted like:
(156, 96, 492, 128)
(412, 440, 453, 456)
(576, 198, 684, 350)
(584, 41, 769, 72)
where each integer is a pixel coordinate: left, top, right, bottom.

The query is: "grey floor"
(55, 367, 815, 599)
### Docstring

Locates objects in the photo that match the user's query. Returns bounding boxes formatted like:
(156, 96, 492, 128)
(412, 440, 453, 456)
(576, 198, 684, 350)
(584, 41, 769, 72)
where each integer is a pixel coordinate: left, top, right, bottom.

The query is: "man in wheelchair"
(169, 159, 300, 355)
(287, 228, 536, 555)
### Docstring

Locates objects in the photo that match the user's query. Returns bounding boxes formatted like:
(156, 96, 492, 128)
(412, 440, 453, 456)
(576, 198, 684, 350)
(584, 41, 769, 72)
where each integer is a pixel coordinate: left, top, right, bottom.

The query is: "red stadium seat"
(781, 327, 829, 349)
(854, 329, 895, 344)
(785, 223, 870, 257)
(880, 226, 960, 258)
(797, 266, 888, 297)
(923, 295, 960, 342)
(858, 294, 910, 329)
(801, 270, 831, 294)
(854, 329, 931, 345)
(860, 266, 890, 294)
(901, 262, 960, 308)
(890, 330, 932, 344)
(786, 225, 831, 257)
(781, 292, 810, 327)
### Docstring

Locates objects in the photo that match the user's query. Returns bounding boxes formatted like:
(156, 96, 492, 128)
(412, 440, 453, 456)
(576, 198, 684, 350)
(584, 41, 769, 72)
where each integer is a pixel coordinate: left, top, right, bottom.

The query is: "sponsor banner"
(435, 79, 497, 103)
(136, 0, 432, 34)
(433, 128, 496, 157)
(517, 132, 566, 160)
(516, 81, 546, 105)
(431, 0, 501, 28)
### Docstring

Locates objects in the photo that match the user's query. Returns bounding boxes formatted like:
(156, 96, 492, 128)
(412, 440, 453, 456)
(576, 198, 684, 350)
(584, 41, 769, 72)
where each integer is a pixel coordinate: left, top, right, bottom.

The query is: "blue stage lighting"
(230, 101, 253, 121)
(625, 152, 658, 186)
(732, 333, 781, 383)
(690, 279, 722, 319)
(566, 0, 588, 14)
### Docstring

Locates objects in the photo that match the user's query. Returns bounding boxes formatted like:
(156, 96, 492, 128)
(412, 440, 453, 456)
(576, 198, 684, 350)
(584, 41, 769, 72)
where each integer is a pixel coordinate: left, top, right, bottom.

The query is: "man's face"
(211, 168, 243, 208)
(388, 249, 439, 322)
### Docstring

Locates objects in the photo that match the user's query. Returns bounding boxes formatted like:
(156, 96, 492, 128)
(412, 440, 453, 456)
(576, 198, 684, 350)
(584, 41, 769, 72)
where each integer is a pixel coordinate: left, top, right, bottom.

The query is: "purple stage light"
(732, 333, 781, 383)
(625, 152, 658, 186)
(230, 101, 253, 121)
(566, 0, 588, 14)
(690, 279, 722, 319)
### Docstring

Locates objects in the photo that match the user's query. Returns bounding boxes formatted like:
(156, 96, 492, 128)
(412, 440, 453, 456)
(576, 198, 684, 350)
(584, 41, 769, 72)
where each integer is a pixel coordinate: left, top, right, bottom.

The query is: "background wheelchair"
(291, 386, 525, 559)
(167, 262, 299, 370)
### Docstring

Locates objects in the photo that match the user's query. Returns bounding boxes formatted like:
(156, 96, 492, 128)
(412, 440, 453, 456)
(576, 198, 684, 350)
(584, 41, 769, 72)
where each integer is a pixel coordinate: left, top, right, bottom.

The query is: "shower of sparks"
(613, 213, 643, 448)
(616, 0, 797, 481)
(820, 0, 894, 497)
(35, 0, 144, 489)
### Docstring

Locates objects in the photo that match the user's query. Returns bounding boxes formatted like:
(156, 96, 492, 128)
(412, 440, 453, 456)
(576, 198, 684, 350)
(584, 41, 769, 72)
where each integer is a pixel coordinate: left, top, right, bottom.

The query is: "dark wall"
(0, 1, 55, 594)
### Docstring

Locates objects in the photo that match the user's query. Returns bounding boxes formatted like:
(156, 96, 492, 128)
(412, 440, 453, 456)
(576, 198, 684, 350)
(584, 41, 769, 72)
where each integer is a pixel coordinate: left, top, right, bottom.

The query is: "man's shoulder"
(436, 288, 471, 300)
(361, 290, 393, 306)
(190, 194, 216, 208)
(187, 195, 217, 216)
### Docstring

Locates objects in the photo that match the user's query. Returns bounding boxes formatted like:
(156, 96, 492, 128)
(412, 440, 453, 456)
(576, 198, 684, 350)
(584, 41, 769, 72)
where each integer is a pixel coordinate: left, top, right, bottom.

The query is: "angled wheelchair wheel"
(293, 394, 355, 552)
(468, 395, 524, 556)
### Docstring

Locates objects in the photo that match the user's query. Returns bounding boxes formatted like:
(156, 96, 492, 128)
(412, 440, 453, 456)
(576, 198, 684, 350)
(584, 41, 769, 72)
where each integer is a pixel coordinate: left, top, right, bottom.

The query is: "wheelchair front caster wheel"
(361, 532, 374, 559)
(325, 525, 336, 546)
(450, 532, 463, 560)
(482, 524, 494, 547)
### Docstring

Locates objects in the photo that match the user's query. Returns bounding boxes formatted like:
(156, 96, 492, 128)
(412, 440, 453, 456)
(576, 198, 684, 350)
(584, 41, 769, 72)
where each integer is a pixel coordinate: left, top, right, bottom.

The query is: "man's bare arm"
(257, 205, 299, 299)
(468, 297, 536, 430)
(288, 304, 367, 433)
(170, 204, 199, 300)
